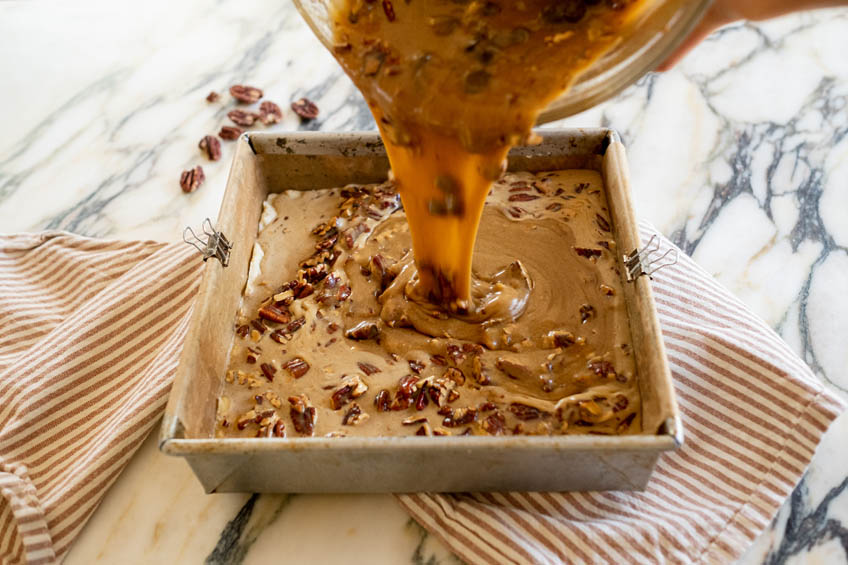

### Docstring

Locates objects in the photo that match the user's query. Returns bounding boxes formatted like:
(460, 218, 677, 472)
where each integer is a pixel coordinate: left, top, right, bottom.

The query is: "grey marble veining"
(1, 1, 846, 563)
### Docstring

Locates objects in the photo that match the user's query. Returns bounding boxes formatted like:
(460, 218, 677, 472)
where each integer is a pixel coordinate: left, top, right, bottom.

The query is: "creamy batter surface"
(216, 170, 640, 438)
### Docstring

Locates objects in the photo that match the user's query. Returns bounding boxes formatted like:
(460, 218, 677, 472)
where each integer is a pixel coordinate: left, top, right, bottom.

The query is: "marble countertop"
(2, 1, 847, 563)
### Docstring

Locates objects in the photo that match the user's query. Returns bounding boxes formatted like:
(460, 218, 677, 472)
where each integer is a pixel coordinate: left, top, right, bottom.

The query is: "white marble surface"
(1, 1, 847, 563)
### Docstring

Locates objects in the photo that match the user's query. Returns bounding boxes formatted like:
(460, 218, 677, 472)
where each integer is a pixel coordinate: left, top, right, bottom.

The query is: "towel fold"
(0, 224, 843, 565)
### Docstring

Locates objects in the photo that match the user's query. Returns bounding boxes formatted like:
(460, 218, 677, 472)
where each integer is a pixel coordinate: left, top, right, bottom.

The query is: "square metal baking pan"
(160, 129, 682, 493)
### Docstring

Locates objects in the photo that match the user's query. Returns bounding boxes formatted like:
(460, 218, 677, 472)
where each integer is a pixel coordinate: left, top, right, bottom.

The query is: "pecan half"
(282, 356, 310, 379)
(260, 363, 277, 382)
(291, 97, 319, 120)
(259, 100, 283, 125)
(357, 362, 380, 376)
(288, 394, 316, 435)
(179, 166, 205, 193)
(199, 135, 221, 161)
(219, 126, 243, 140)
(229, 84, 263, 104)
(228, 109, 258, 127)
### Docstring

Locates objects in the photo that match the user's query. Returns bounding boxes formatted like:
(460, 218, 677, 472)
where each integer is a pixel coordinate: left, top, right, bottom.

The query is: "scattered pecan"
(229, 84, 263, 104)
(228, 109, 258, 127)
(179, 166, 205, 193)
(546, 203, 562, 212)
(198, 135, 221, 161)
(282, 357, 310, 379)
(548, 330, 575, 348)
(416, 423, 433, 436)
(259, 100, 283, 125)
(430, 354, 448, 366)
(414, 387, 429, 410)
(219, 125, 243, 140)
(258, 303, 291, 324)
(291, 97, 319, 120)
(260, 363, 277, 382)
(443, 367, 465, 385)
(596, 214, 611, 232)
(272, 420, 286, 437)
(206, 91, 220, 102)
(408, 359, 425, 374)
(288, 394, 316, 435)
(235, 324, 250, 338)
(613, 394, 629, 412)
(600, 284, 615, 296)
(357, 362, 380, 376)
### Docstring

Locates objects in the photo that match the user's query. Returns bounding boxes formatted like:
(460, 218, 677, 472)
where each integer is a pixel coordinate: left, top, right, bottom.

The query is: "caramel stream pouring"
(329, 0, 646, 311)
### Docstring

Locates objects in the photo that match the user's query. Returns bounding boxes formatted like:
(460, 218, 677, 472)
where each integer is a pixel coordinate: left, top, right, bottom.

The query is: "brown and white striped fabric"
(398, 222, 846, 565)
(0, 224, 844, 565)
(0, 232, 199, 565)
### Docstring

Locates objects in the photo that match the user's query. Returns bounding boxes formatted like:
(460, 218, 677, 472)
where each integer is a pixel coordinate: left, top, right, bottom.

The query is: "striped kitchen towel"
(0, 224, 844, 565)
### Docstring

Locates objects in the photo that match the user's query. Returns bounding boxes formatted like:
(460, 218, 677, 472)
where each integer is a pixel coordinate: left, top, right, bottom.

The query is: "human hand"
(657, 0, 848, 71)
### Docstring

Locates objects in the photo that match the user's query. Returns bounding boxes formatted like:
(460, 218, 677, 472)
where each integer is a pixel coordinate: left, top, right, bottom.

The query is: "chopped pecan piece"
(342, 403, 369, 426)
(374, 389, 391, 411)
(258, 303, 291, 324)
(430, 354, 448, 366)
(282, 357, 310, 379)
(443, 407, 477, 427)
(219, 125, 243, 140)
(580, 304, 595, 323)
(291, 97, 319, 120)
(357, 362, 380, 375)
(415, 423, 433, 436)
(600, 284, 615, 296)
(206, 91, 219, 102)
(408, 359, 425, 374)
(288, 394, 316, 435)
(180, 166, 205, 193)
(482, 412, 506, 435)
(345, 321, 379, 340)
(509, 402, 545, 421)
(444, 367, 465, 385)
(617, 412, 636, 433)
(588, 359, 616, 379)
(272, 420, 286, 437)
(260, 363, 277, 382)
(470, 356, 490, 385)
(574, 247, 602, 259)
(613, 394, 629, 412)
(382, 0, 396, 21)
(258, 100, 283, 125)
(508, 193, 540, 202)
(495, 357, 533, 380)
(229, 84, 263, 104)
(330, 375, 369, 410)
(596, 214, 611, 232)
(403, 415, 428, 426)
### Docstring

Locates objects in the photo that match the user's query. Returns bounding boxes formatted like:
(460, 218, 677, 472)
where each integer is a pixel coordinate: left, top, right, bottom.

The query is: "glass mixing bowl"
(293, 0, 712, 123)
